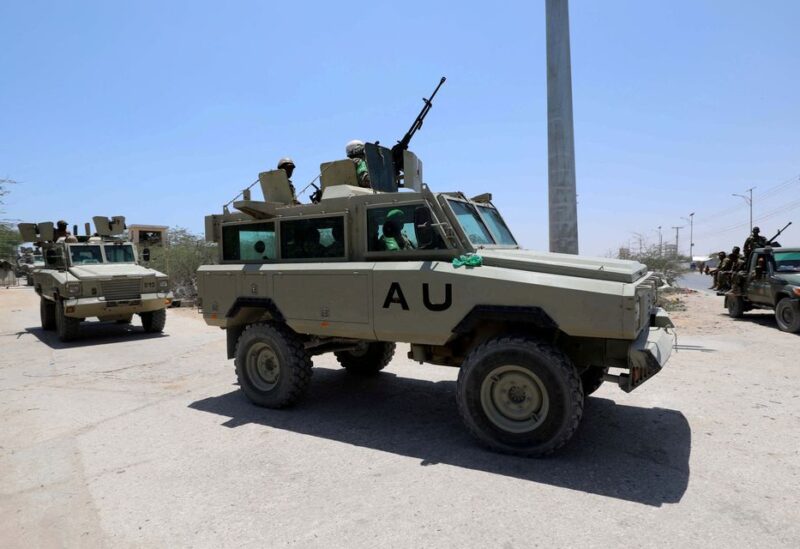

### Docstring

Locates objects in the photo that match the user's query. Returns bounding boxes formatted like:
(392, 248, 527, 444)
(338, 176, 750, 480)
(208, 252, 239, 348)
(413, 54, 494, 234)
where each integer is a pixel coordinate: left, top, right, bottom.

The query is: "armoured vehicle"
(725, 246, 800, 333)
(15, 246, 44, 286)
(18, 217, 173, 342)
(196, 143, 676, 456)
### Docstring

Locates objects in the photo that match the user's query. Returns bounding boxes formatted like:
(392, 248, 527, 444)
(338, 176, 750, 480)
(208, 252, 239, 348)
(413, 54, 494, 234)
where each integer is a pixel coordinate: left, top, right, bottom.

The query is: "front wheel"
(234, 323, 313, 408)
(55, 299, 81, 341)
(140, 309, 166, 333)
(775, 298, 800, 333)
(335, 342, 395, 375)
(456, 337, 584, 457)
(40, 298, 56, 331)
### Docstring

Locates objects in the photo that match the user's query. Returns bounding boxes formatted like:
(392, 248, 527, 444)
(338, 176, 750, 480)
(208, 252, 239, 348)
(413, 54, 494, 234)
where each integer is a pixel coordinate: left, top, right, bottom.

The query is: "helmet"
(386, 209, 405, 221)
(56, 220, 68, 228)
(346, 140, 365, 158)
(277, 157, 295, 169)
(752, 226, 760, 234)
(732, 246, 741, 254)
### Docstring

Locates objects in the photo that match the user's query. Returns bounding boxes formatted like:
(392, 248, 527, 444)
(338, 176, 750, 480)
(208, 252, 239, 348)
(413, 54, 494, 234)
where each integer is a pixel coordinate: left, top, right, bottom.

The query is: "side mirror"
(414, 207, 435, 249)
(142, 248, 150, 262)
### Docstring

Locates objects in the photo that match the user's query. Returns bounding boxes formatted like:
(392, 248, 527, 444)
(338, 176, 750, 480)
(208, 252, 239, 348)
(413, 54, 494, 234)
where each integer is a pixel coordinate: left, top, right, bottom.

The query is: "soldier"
(380, 209, 414, 251)
(54, 220, 71, 240)
(743, 226, 767, 258)
(708, 251, 727, 289)
(716, 246, 740, 292)
(345, 140, 371, 188)
(277, 157, 301, 204)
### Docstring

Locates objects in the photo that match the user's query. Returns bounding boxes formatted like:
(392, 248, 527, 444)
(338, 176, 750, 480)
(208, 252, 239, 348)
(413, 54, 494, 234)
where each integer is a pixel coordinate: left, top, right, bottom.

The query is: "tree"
(0, 178, 21, 260)
(145, 227, 217, 298)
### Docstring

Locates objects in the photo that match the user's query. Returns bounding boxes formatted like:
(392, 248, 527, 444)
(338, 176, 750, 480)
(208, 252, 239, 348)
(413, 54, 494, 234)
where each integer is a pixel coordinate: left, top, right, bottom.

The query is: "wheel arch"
(225, 298, 286, 359)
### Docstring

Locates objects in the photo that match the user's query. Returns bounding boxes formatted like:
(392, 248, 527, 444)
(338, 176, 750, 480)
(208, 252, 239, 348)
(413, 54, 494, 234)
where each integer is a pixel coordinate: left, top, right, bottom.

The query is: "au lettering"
(382, 282, 452, 311)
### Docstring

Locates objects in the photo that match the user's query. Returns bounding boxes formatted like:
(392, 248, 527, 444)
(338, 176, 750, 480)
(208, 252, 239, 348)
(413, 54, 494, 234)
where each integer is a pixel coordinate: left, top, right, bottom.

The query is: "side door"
(270, 215, 376, 340)
(746, 252, 771, 304)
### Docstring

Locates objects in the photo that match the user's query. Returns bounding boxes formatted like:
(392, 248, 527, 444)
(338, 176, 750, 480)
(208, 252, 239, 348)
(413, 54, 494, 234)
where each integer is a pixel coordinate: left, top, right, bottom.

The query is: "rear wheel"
(40, 297, 56, 331)
(55, 299, 81, 341)
(456, 336, 584, 457)
(335, 342, 396, 375)
(775, 298, 800, 333)
(140, 309, 166, 333)
(234, 323, 312, 408)
(727, 295, 745, 318)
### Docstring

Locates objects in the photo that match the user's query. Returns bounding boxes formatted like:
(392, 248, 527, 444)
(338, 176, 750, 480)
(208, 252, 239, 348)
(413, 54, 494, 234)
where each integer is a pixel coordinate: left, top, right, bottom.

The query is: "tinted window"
(105, 244, 135, 263)
(477, 205, 517, 246)
(222, 222, 276, 261)
(70, 245, 103, 265)
(774, 251, 800, 272)
(367, 205, 447, 252)
(280, 217, 345, 259)
(447, 200, 495, 245)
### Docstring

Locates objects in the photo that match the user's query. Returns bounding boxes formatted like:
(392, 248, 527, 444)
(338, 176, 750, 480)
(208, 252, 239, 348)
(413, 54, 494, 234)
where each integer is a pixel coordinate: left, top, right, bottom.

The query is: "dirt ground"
(1, 285, 798, 548)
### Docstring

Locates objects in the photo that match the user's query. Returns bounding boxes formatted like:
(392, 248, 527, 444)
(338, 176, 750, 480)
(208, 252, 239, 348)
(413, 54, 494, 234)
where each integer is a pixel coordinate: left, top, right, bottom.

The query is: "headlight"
(158, 279, 169, 289)
(66, 282, 81, 296)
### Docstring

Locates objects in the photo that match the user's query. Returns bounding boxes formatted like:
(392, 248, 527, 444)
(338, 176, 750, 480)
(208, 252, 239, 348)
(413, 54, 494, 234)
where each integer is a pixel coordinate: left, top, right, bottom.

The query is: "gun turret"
(391, 77, 446, 174)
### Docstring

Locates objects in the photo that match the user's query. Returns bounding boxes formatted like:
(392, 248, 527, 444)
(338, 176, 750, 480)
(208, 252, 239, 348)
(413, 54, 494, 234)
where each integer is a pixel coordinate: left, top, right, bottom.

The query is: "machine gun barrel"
(392, 77, 446, 171)
(767, 221, 792, 244)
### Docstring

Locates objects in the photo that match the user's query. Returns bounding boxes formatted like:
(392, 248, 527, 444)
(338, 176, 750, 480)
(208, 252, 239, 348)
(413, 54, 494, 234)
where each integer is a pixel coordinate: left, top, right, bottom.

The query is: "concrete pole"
(672, 226, 682, 257)
(546, 0, 579, 254)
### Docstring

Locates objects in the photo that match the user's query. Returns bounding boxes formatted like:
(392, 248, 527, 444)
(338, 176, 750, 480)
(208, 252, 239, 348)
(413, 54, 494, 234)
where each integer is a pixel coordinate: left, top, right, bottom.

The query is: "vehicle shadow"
(189, 367, 691, 507)
(24, 324, 169, 349)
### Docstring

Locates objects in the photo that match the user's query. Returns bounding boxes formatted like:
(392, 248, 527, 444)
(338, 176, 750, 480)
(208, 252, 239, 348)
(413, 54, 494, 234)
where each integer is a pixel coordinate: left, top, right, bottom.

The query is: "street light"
(657, 225, 663, 257)
(681, 212, 695, 260)
(732, 187, 755, 231)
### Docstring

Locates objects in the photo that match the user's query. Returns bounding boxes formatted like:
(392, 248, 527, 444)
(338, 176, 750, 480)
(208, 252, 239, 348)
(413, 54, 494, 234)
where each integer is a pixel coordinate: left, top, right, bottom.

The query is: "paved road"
(1, 286, 798, 547)
(677, 272, 715, 294)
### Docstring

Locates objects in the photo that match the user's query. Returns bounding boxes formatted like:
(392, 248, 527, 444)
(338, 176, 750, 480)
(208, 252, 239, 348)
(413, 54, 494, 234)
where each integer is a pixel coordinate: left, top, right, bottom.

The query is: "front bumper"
(63, 292, 173, 318)
(618, 308, 676, 393)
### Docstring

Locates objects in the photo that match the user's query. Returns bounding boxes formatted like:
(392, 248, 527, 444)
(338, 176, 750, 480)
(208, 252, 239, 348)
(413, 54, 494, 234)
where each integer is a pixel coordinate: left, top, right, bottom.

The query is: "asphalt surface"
(1, 285, 798, 547)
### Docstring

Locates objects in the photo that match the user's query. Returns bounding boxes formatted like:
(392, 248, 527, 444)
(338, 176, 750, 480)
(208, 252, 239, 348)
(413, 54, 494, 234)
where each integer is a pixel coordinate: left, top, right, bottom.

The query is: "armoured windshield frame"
(66, 242, 139, 266)
(444, 197, 519, 249)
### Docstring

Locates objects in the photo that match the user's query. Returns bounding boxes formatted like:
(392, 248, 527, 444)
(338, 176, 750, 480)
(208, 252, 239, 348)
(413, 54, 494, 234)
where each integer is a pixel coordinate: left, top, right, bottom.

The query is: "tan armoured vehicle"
(197, 144, 676, 456)
(18, 217, 173, 342)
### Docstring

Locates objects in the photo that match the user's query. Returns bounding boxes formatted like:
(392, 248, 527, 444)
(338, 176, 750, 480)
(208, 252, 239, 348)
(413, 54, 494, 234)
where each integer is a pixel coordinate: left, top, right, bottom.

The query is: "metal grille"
(101, 279, 141, 301)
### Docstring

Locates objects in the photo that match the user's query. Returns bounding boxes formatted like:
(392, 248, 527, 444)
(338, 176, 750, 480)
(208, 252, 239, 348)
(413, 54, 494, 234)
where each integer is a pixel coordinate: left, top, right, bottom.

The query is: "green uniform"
(352, 158, 371, 188)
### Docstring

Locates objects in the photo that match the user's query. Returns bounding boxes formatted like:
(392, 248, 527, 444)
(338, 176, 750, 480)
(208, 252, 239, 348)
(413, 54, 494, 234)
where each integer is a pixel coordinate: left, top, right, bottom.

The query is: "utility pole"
(732, 187, 755, 231)
(672, 226, 683, 258)
(681, 212, 695, 259)
(546, 0, 579, 254)
(657, 225, 663, 257)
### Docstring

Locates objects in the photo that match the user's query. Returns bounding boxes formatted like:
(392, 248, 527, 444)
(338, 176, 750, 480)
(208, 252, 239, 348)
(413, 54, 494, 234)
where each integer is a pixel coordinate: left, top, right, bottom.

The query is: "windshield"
(447, 200, 495, 245)
(774, 251, 800, 272)
(69, 245, 103, 265)
(477, 205, 517, 246)
(105, 244, 136, 263)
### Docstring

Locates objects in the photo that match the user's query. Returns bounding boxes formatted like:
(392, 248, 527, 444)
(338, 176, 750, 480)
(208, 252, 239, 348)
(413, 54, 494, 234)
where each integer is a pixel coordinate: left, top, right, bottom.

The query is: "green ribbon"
(452, 254, 483, 268)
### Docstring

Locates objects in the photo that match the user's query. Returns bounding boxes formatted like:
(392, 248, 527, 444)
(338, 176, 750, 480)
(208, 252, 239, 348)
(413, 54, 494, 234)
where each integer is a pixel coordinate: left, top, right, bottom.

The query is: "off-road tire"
(456, 336, 584, 457)
(234, 322, 313, 408)
(141, 309, 166, 333)
(580, 366, 608, 396)
(40, 297, 56, 331)
(335, 342, 396, 375)
(115, 315, 133, 325)
(55, 299, 81, 342)
(727, 295, 745, 318)
(775, 298, 800, 333)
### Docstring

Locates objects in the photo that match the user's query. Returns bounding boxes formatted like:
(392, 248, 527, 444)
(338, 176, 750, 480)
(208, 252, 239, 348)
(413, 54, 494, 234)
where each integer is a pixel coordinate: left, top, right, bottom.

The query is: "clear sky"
(2, 0, 798, 257)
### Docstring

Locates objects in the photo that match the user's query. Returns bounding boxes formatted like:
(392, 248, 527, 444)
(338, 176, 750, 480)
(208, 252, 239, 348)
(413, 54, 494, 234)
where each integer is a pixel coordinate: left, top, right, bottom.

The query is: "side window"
(280, 217, 345, 260)
(222, 222, 276, 261)
(366, 205, 446, 252)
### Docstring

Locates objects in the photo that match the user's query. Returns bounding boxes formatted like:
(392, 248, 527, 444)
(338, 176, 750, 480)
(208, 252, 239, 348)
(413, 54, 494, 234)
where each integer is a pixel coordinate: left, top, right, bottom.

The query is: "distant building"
(664, 244, 678, 258)
(618, 247, 631, 259)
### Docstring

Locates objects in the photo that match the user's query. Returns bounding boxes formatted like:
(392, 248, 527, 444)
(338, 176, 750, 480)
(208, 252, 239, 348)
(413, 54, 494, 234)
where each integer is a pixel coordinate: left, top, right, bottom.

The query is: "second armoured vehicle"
(18, 216, 173, 342)
(725, 246, 800, 333)
(196, 141, 676, 456)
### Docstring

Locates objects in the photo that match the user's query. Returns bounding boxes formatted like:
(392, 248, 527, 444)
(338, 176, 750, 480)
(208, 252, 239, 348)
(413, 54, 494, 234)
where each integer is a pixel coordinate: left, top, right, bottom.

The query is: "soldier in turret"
(345, 140, 371, 188)
(277, 157, 301, 204)
(743, 226, 767, 258)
